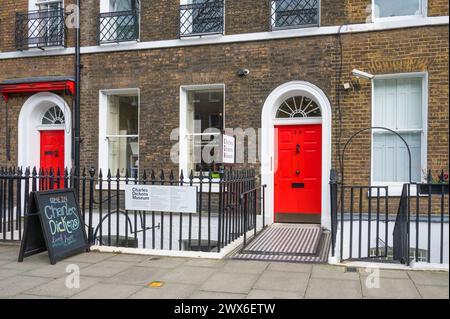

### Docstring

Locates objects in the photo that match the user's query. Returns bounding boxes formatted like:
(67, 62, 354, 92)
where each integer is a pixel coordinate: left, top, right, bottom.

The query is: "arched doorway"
(261, 81, 332, 228)
(18, 92, 72, 172)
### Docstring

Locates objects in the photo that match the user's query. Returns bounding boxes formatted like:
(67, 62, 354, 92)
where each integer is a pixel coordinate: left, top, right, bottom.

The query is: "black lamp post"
(74, 0, 81, 190)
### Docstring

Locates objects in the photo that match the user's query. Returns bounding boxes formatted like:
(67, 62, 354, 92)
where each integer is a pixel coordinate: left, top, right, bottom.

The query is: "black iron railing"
(330, 174, 449, 265)
(98, 10, 140, 44)
(240, 185, 267, 248)
(179, 0, 224, 37)
(0, 167, 262, 254)
(15, 9, 66, 50)
(270, 0, 320, 30)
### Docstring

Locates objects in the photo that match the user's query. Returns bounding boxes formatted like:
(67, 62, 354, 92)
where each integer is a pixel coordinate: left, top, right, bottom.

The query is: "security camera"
(237, 68, 250, 77)
(352, 69, 374, 80)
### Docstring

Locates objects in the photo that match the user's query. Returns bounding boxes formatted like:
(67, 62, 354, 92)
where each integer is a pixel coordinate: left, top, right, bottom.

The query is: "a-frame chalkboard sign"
(18, 189, 89, 265)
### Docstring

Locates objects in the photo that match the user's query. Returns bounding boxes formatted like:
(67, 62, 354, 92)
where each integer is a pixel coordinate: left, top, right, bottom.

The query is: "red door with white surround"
(40, 130, 65, 188)
(274, 124, 322, 223)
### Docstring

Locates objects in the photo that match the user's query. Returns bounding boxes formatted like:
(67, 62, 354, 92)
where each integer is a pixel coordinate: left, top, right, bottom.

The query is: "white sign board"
(125, 185, 197, 213)
(222, 134, 235, 164)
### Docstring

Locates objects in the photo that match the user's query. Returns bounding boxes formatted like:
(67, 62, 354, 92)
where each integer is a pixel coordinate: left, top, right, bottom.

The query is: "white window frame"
(370, 72, 428, 196)
(372, 0, 428, 23)
(98, 88, 140, 187)
(179, 84, 225, 191)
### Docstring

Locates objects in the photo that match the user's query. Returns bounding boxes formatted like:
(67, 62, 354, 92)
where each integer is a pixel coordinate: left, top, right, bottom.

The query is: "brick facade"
(0, 1, 448, 190)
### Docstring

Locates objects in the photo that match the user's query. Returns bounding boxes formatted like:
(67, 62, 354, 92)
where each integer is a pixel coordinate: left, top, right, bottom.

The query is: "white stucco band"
(261, 81, 332, 229)
(18, 92, 72, 170)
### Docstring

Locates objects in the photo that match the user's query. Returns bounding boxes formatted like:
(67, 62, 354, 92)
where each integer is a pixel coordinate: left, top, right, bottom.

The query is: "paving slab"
(130, 282, 197, 299)
(25, 276, 103, 298)
(247, 289, 303, 299)
(161, 266, 217, 285)
(305, 278, 362, 299)
(200, 272, 259, 294)
(10, 294, 60, 299)
(25, 262, 92, 279)
(64, 252, 113, 264)
(407, 271, 449, 287)
(222, 260, 269, 274)
(71, 283, 141, 299)
(106, 253, 150, 263)
(0, 275, 51, 298)
(267, 262, 313, 273)
(311, 264, 360, 280)
(105, 266, 169, 286)
(136, 256, 187, 269)
(361, 278, 421, 299)
(253, 271, 309, 294)
(0, 268, 27, 280)
(184, 258, 226, 268)
(359, 268, 410, 279)
(0, 251, 19, 262)
(189, 291, 247, 299)
(416, 285, 449, 299)
(81, 260, 134, 278)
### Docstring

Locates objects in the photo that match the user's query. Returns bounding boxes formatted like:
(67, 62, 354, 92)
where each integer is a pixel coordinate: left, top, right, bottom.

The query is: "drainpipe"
(74, 0, 81, 190)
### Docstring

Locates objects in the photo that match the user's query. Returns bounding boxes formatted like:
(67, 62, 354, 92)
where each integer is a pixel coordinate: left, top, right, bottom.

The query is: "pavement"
(0, 244, 448, 299)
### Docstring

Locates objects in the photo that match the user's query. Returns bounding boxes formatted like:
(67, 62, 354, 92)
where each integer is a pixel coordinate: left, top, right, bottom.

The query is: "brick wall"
(0, 0, 28, 52)
(1, 1, 448, 52)
(0, 26, 448, 189)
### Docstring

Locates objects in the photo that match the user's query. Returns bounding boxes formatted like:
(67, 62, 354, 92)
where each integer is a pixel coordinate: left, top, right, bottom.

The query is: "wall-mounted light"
(352, 69, 374, 80)
(237, 69, 250, 77)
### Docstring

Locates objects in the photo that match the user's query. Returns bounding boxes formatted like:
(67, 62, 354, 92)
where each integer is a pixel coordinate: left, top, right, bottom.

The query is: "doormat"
(232, 226, 330, 264)
(241, 224, 322, 256)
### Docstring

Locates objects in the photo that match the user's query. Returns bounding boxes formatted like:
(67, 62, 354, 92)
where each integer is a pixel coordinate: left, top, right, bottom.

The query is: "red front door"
(274, 124, 322, 223)
(40, 130, 65, 188)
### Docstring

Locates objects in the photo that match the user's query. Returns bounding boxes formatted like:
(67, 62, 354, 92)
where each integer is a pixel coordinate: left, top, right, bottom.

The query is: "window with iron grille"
(270, 0, 320, 30)
(15, 0, 65, 50)
(180, 0, 225, 37)
(99, 0, 140, 44)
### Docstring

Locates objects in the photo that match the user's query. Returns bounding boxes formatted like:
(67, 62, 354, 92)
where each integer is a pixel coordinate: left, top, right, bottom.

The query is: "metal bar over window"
(98, 10, 140, 44)
(179, 0, 225, 37)
(15, 9, 66, 50)
(270, 0, 320, 30)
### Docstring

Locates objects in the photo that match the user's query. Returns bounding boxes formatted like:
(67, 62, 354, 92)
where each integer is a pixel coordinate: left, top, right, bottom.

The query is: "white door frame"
(18, 92, 72, 170)
(261, 81, 332, 229)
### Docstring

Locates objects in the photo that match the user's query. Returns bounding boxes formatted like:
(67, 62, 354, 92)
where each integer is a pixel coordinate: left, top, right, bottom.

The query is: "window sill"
(99, 40, 140, 46)
(369, 184, 419, 197)
(372, 15, 427, 24)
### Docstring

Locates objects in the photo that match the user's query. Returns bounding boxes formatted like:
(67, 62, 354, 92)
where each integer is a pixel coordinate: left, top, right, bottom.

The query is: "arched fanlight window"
(276, 96, 321, 119)
(42, 105, 65, 125)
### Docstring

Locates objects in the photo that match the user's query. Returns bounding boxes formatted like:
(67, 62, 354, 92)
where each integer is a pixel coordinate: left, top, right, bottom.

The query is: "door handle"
(296, 144, 300, 154)
(54, 150, 59, 157)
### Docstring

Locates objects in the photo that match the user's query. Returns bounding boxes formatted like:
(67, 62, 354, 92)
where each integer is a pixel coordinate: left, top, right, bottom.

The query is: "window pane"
(373, 132, 421, 182)
(108, 136, 139, 177)
(187, 89, 224, 172)
(373, 78, 423, 130)
(188, 134, 221, 172)
(107, 95, 139, 136)
(374, 0, 422, 18)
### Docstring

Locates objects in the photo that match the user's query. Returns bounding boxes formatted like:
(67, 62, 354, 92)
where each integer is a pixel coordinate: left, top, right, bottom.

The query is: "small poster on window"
(222, 134, 235, 164)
